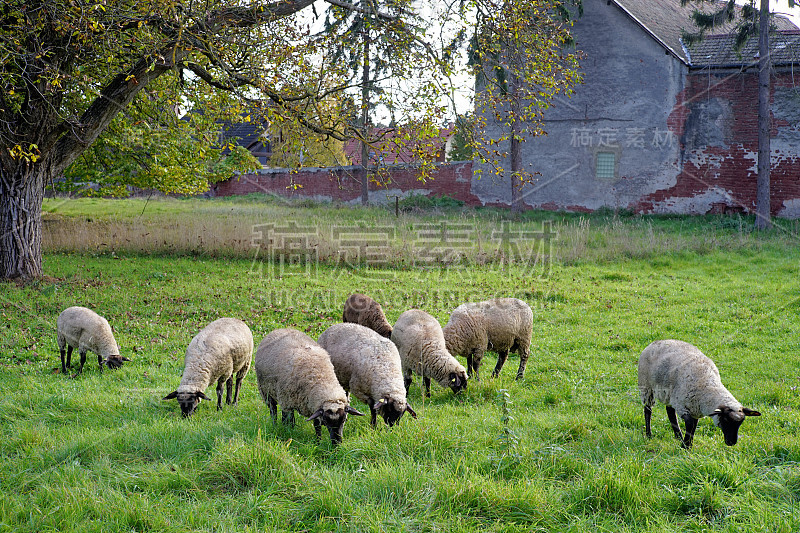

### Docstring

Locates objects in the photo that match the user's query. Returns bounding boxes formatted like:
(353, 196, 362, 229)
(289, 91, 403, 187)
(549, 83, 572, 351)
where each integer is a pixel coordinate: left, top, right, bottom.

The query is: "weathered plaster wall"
(472, 0, 688, 210)
(634, 71, 800, 216)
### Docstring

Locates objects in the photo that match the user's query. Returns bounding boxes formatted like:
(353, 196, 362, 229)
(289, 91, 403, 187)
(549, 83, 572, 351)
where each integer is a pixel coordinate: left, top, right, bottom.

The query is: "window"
(596, 152, 616, 179)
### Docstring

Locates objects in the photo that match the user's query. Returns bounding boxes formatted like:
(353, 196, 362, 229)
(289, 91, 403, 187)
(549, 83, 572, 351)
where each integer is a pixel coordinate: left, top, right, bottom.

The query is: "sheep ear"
(743, 407, 761, 417)
(711, 408, 723, 416)
(405, 404, 418, 419)
(163, 391, 178, 400)
(373, 398, 387, 409)
(121, 356, 132, 362)
(197, 392, 212, 401)
(307, 409, 323, 421)
(346, 406, 366, 416)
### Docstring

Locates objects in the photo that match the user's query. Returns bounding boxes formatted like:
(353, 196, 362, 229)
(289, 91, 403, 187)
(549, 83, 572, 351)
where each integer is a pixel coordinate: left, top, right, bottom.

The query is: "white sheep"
(391, 309, 468, 397)
(56, 306, 130, 375)
(163, 318, 253, 417)
(638, 339, 761, 448)
(318, 322, 417, 427)
(342, 293, 393, 338)
(255, 328, 365, 444)
(443, 297, 533, 381)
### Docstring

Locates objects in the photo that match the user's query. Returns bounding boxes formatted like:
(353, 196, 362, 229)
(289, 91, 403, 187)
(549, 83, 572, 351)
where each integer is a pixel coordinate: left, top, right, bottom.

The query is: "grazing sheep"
(443, 297, 533, 381)
(391, 309, 468, 397)
(56, 306, 130, 375)
(318, 323, 417, 427)
(163, 318, 253, 417)
(638, 339, 761, 448)
(255, 328, 364, 444)
(343, 293, 393, 338)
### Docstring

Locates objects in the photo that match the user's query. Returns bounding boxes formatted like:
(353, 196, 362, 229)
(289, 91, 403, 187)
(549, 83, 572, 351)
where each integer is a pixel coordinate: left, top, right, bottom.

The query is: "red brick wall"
(212, 162, 480, 205)
(635, 70, 800, 216)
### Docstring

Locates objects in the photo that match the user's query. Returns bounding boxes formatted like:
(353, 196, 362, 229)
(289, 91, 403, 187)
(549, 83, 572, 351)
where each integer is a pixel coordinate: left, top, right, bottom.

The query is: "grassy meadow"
(2, 195, 800, 532)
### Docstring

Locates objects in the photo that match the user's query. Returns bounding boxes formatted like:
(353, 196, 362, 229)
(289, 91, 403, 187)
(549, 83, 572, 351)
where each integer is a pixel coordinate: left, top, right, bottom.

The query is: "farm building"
(474, 0, 800, 216)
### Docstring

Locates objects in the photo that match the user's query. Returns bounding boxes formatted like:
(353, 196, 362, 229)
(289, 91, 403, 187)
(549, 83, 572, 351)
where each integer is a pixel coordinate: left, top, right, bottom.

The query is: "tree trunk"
(509, 70, 523, 213)
(0, 163, 45, 280)
(360, 19, 371, 206)
(755, 0, 772, 230)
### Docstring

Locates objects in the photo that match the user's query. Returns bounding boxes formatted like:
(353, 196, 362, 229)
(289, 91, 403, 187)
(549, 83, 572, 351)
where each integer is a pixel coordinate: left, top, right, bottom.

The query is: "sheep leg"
(515, 348, 529, 381)
(225, 377, 233, 405)
(470, 351, 483, 381)
(215, 380, 224, 410)
(666, 406, 683, 442)
(644, 405, 653, 438)
(268, 396, 278, 425)
(404, 371, 413, 394)
(232, 372, 245, 405)
(681, 414, 698, 449)
(75, 350, 87, 375)
(492, 350, 509, 378)
(61, 345, 72, 374)
(312, 418, 323, 440)
(369, 402, 378, 427)
(282, 409, 295, 427)
(423, 376, 431, 398)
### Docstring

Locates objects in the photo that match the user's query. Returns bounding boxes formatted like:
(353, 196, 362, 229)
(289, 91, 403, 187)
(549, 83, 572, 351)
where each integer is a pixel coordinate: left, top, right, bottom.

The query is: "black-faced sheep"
(318, 322, 417, 427)
(638, 339, 761, 448)
(255, 328, 364, 444)
(342, 293, 393, 338)
(391, 309, 468, 397)
(163, 318, 253, 417)
(57, 306, 130, 375)
(443, 297, 533, 381)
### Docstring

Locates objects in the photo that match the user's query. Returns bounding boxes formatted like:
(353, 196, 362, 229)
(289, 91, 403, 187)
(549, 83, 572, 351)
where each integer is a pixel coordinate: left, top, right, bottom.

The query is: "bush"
(398, 193, 464, 211)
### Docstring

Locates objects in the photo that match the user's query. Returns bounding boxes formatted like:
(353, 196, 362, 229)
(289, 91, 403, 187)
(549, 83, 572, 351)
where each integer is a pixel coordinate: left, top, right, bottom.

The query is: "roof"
(611, 0, 799, 65)
(687, 29, 800, 68)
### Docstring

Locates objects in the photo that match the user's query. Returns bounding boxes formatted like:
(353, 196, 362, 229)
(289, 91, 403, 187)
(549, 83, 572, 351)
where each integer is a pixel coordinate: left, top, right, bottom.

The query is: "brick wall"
(634, 70, 800, 216)
(212, 162, 480, 205)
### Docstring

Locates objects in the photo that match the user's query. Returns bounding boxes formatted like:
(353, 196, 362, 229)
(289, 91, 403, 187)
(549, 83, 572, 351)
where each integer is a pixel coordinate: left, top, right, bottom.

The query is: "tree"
(1, 0, 581, 280)
(447, 114, 475, 161)
(469, 0, 582, 213)
(683, 0, 796, 230)
(321, 0, 424, 204)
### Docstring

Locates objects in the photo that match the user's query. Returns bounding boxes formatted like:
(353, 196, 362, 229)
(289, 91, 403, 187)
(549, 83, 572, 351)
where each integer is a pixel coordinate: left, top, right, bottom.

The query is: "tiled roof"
(686, 30, 800, 67)
(611, 0, 799, 64)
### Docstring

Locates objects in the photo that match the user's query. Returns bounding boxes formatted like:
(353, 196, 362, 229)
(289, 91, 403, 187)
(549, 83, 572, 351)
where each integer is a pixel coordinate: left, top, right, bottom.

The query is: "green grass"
(2, 197, 800, 531)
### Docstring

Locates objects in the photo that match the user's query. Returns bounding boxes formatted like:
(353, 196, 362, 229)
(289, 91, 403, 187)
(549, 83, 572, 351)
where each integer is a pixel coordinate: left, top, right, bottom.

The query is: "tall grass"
(42, 195, 800, 266)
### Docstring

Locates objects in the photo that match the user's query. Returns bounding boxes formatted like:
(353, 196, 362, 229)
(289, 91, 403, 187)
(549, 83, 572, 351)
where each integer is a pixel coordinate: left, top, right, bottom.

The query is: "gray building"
(474, 0, 800, 216)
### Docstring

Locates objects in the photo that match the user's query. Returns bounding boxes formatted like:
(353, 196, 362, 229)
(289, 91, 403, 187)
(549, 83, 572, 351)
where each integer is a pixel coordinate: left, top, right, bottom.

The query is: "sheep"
(342, 293, 393, 338)
(318, 322, 417, 427)
(637, 339, 761, 448)
(163, 318, 253, 417)
(442, 297, 533, 381)
(391, 309, 468, 397)
(56, 306, 130, 375)
(254, 328, 365, 444)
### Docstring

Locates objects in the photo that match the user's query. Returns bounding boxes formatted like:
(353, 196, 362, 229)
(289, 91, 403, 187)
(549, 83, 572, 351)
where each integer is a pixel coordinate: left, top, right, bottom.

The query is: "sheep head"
(163, 390, 213, 418)
(308, 404, 365, 443)
(711, 405, 761, 446)
(448, 371, 468, 394)
(102, 355, 131, 369)
(374, 398, 417, 426)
